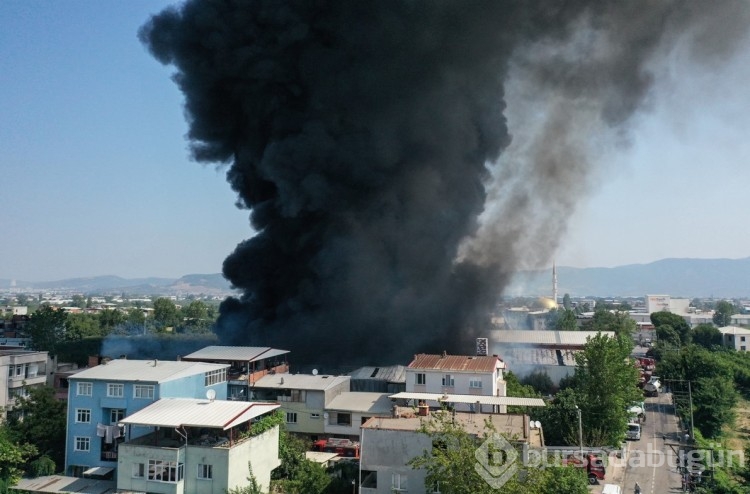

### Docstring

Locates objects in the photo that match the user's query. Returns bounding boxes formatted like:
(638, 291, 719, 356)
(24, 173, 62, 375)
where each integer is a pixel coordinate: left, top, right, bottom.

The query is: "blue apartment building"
(65, 357, 230, 477)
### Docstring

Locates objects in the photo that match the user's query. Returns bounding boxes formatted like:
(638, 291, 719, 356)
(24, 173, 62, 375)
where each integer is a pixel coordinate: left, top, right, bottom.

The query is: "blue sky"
(2, 2, 749, 282)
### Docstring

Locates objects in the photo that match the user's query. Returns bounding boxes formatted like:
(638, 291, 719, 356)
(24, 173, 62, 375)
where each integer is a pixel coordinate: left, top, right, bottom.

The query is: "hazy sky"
(2, 1, 749, 282)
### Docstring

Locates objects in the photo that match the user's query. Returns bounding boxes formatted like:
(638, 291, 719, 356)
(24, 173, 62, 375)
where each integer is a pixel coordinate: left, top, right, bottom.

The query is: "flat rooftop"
(69, 358, 229, 383)
(326, 392, 394, 414)
(254, 373, 350, 391)
(120, 398, 279, 430)
(362, 411, 542, 447)
(181, 345, 289, 362)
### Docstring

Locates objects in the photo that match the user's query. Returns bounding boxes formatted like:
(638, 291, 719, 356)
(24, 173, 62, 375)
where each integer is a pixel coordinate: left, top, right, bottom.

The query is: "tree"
(98, 309, 125, 334)
(65, 313, 102, 340)
(181, 300, 212, 333)
(572, 333, 641, 446)
(556, 309, 578, 332)
(651, 311, 691, 346)
(692, 375, 737, 438)
(563, 293, 572, 310)
(655, 324, 680, 346)
(691, 324, 722, 349)
(27, 305, 68, 355)
(6, 386, 67, 469)
(713, 300, 737, 328)
(521, 371, 555, 395)
(71, 295, 86, 309)
(152, 298, 181, 331)
(0, 428, 36, 488)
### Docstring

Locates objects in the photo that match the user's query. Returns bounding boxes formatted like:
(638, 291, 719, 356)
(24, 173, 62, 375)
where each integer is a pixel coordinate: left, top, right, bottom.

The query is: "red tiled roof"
(407, 353, 501, 373)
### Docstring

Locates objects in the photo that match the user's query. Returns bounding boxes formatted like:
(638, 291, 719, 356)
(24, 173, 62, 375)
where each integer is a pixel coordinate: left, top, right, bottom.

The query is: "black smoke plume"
(140, 1, 749, 367)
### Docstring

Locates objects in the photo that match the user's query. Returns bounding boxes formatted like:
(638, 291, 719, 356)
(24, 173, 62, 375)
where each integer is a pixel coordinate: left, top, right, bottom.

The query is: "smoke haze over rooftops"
(139, 0, 749, 365)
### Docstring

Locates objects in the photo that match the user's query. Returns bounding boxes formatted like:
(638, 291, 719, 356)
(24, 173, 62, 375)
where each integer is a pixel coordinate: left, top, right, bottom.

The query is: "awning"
(388, 392, 546, 407)
(83, 467, 114, 477)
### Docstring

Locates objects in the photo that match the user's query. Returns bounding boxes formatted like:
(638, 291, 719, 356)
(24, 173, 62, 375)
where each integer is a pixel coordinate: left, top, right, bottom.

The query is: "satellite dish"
(323, 412, 329, 419)
(535, 421, 541, 429)
(206, 389, 216, 401)
(312, 369, 318, 376)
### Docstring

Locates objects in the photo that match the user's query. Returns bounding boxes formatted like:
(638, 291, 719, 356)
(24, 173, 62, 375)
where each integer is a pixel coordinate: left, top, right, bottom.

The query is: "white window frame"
(107, 383, 124, 398)
(197, 463, 213, 480)
(75, 408, 91, 423)
(442, 374, 454, 387)
(132, 463, 145, 478)
(204, 368, 227, 386)
(286, 412, 297, 424)
(469, 379, 483, 389)
(110, 409, 125, 424)
(133, 384, 155, 399)
(392, 473, 408, 491)
(77, 382, 92, 396)
(74, 436, 91, 452)
(415, 373, 426, 385)
(148, 459, 184, 483)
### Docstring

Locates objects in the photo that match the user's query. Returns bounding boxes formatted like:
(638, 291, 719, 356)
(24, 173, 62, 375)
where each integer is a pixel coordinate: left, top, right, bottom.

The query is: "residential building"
(645, 295, 690, 314)
(405, 352, 505, 411)
(180, 345, 289, 399)
(359, 410, 543, 494)
(719, 326, 750, 351)
(65, 358, 230, 477)
(324, 392, 395, 440)
(349, 365, 406, 393)
(250, 373, 350, 440)
(0, 349, 49, 419)
(118, 398, 280, 494)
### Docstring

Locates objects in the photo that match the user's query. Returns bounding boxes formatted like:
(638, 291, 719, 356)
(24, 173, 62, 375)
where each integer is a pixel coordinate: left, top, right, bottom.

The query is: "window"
(392, 473, 408, 491)
(107, 383, 124, 398)
(361, 470, 378, 488)
(197, 464, 213, 480)
(286, 412, 297, 424)
(311, 413, 320, 419)
(132, 463, 145, 478)
(743, 337, 747, 342)
(148, 460, 184, 482)
(204, 368, 227, 386)
(134, 384, 155, 399)
(743, 346, 747, 351)
(415, 373, 426, 385)
(15, 365, 23, 376)
(469, 379, 483, 389)
(277, 389, 306, 402)
(336, 412, 351, 426)
(110, 409, 125, 424)
(74, 437, 91, 452)
(77, 382, 92, 396)
(76, 409, 91, 423)
(441, 374, 454, 387)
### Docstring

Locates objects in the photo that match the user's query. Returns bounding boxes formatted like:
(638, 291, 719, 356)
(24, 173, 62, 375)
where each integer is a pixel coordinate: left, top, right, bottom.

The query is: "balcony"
(100, 451, 118, 462)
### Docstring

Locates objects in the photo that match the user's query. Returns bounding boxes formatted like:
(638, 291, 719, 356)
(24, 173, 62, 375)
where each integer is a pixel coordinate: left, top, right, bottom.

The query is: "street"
(621, 391, 684, 494)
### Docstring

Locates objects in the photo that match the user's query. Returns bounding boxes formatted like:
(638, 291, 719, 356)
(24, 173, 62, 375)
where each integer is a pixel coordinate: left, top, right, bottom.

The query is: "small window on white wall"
(392, 473, 408, 491)
(197, 464, 213, 480)
(469, 379, 482, 388)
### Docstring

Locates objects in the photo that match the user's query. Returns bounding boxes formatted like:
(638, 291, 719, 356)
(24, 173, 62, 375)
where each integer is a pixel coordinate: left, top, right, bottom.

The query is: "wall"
(360, 427, 430, 494)
(116, 443, 186, 494)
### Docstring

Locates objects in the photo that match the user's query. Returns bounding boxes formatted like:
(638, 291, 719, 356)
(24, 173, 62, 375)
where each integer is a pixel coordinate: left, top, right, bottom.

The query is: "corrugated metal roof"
(253, 373, 350, 391)
(68, 359, 229, 383)
(490, 330, 615, 347)
(120, 398, 279, 429)
(389, 392, 546, 407)
(348, 365, 406, 383)
(326, 392, 394, 414)
(407, 354, 501, 373)
(11, 476, 116, 494)
(181, 346, 289, 362)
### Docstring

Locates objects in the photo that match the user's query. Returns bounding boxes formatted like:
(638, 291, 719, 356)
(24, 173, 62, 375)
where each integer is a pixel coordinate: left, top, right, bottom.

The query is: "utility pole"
(687, 381, 694, 441)
(576, 406, 583, 454)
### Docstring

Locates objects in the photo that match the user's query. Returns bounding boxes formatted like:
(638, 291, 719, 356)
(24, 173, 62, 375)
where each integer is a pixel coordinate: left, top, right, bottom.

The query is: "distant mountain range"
(506, 257, 750, 299)
(2, 257, 749, 298)
(0, 274, 234, 296)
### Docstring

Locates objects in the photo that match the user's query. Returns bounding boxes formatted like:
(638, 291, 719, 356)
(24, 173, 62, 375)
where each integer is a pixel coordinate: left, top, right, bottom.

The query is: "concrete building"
(359, 411, 543, 494)
(65, 358, 230, 477)
(645, 295, 690, 314)
(251, 373, 350, 440)
(323, 392, 394, 440)
(180, 346, 289, 400)
(348, 365, 406, 393)
(719, 326, 750, 351)
(0, 349, 49, 419)
(405, 353, 506, 400)
(118, 398, 280, 494)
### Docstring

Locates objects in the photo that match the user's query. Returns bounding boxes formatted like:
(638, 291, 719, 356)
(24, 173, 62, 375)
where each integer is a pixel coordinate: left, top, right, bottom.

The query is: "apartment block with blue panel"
(65, 358, 229, 478)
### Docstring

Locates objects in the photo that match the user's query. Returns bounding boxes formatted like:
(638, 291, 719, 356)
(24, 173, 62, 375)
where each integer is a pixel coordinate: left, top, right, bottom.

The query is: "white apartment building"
(0, 349, 49, 418)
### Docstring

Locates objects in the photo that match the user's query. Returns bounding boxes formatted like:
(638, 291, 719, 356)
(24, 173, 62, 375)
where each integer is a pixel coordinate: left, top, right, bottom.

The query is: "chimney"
(441, 350, 447, 358)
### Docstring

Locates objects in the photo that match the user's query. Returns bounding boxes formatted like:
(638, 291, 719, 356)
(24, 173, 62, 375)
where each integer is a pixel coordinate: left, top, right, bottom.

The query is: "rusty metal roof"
(407, 353, 501, 373)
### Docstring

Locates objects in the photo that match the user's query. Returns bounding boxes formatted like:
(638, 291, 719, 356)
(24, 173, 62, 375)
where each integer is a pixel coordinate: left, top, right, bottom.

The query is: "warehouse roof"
(490, 329, 615, 347)
(181, 345, 289, 362)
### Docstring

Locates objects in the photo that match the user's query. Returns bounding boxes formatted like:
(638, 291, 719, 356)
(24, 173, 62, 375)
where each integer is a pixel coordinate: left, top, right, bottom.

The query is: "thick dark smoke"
(140, 1, 748, 367)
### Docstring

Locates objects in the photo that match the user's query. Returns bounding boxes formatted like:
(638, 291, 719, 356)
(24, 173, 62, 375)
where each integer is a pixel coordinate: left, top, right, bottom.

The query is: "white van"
(602, 485, 622, 494)
(626, 422, 641, 440)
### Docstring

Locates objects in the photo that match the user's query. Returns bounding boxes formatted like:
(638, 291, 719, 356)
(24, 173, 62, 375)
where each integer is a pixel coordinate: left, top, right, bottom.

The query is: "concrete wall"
(360, 427, 430, 494)
(117, 444, 186, 494)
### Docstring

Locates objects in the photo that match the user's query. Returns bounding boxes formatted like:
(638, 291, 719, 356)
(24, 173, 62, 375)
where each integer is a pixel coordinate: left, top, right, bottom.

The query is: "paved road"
(622, 391, 684, 494)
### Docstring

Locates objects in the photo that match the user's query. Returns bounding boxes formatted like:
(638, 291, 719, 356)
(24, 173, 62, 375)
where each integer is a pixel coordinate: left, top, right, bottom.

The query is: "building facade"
(65, 358, 230, 477)
(0, 349, 49, 419)
(719, 326, 750, 351)
(405, 353, 506, 404)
